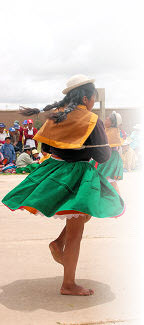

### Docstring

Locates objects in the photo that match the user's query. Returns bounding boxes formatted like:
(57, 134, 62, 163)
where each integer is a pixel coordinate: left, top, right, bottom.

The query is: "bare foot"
(60, 284, 94, 296)
(49, 241, 63, 265)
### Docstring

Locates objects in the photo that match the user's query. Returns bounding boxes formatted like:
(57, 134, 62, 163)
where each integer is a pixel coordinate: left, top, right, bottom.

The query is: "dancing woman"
(96, 111, 123, 194)
(2, 75, 125, 296)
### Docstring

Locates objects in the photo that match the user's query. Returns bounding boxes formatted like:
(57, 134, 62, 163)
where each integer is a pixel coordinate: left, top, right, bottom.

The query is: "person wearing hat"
(24, 119, 38, 149)
(22, 120, 28, 129)
(96, 111, 123, 194)
(122, 138, 136, 172)
(0, 123, 9, 149)
(2, 74, 125, 296)
(14, 120, 19, 125)
(9, 127, 16, 145)
(0, 152, 8, 170)
(31, 148, 40, 161)
(0, 136, 16, 164)
(15, 145, 39, 174)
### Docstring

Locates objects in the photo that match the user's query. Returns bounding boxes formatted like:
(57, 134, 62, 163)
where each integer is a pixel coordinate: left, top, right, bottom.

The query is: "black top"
(42, 118, 111, 163)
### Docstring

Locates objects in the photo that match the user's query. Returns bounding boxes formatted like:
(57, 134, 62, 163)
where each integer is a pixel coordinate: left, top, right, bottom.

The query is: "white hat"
(32, 149, 38, 155)
(62, 74, 95, 94)
(112, 111, 122, 127)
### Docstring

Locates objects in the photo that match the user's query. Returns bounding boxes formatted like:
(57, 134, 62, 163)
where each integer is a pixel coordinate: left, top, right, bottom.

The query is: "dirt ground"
(0, 171, 141, 325)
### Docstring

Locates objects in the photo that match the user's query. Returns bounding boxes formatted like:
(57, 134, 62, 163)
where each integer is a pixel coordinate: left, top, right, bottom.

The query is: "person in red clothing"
(24, 119, 38, 148)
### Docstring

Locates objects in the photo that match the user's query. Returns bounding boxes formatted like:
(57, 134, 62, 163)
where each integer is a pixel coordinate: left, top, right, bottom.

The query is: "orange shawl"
(105, 127, 123, 147)
(34, 105, 98, 149)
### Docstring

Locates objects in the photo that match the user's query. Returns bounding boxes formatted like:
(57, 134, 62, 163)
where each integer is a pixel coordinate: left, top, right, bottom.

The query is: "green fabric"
(97, 150, 123, 180)
(16, 163, 39, 174)
(2, 157, 125, 219)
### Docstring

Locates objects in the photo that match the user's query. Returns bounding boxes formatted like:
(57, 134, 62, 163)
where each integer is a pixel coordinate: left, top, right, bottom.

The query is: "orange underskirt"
(23, 206, 88, 216)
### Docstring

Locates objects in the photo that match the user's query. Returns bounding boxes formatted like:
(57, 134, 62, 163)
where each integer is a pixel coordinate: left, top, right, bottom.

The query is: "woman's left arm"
(85, 118, 111, 163)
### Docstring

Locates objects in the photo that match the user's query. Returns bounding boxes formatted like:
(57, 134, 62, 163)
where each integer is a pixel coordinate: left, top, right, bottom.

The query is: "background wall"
(0, 108, 142, 135)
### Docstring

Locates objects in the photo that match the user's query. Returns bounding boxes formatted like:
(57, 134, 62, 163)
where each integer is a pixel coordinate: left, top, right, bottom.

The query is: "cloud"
(0, 0, 143, 108)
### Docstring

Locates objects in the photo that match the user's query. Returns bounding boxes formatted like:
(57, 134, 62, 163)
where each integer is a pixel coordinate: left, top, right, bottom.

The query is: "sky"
(0, 0, 144, 110)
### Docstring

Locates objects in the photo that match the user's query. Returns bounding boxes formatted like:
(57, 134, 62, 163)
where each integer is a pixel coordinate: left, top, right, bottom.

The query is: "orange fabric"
(34, 105, 98, 149)
(23, 207, 88, 217)
(23, 207, 88, 216)
(55, 210, 88, 216)
(39, 153, 51, 163)
(24, 206, 38, 214)
(105, 128, 123, 147)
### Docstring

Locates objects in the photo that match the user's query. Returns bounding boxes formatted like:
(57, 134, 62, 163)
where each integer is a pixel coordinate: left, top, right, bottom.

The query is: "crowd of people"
(0, 119, 51, 173)
(98, 114, 142, 175)
(121, 123, 142, 172)
(0, 115, 141, 175)
(0, 116, 141, 173)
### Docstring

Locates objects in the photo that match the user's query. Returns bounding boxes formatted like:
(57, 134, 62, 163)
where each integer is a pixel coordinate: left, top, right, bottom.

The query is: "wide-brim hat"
(112, 111, 122, 127)
(24, 145, 31, 150)
(62, 74, 95, 94)
(14, 120, 19, 124)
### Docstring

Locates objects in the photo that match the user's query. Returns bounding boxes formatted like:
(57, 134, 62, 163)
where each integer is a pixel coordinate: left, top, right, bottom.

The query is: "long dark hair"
(20, 83, 97, 124)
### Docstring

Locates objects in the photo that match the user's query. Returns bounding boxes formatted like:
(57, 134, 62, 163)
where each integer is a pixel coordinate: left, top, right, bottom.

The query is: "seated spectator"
(122, 138, 136, 172)
(1, 163, 16, 174)
(0, 152, 4, 164)
(0, 152, 9, 173)
(0, 152, 8, 165)
(32, 148, 40, 161)
(0, 137, 16, 164)
(0, 123, 8, 149)
(16, 145, 39, 174)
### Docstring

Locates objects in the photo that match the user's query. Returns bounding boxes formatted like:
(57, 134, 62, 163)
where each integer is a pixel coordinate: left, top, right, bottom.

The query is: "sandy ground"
(0, 171, 141, 325)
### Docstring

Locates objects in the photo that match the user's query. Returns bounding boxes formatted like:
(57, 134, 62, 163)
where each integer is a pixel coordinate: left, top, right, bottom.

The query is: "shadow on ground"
(0, 276, 115, 312)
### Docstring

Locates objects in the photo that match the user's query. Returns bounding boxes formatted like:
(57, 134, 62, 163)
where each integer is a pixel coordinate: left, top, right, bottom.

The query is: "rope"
(74, 144, 110, 150)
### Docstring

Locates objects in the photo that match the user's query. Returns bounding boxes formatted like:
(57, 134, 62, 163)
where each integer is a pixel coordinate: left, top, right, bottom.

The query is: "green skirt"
(16, 163, 39, 174)
(2, 157, 125, 219)
(97, 150, 123, 180)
